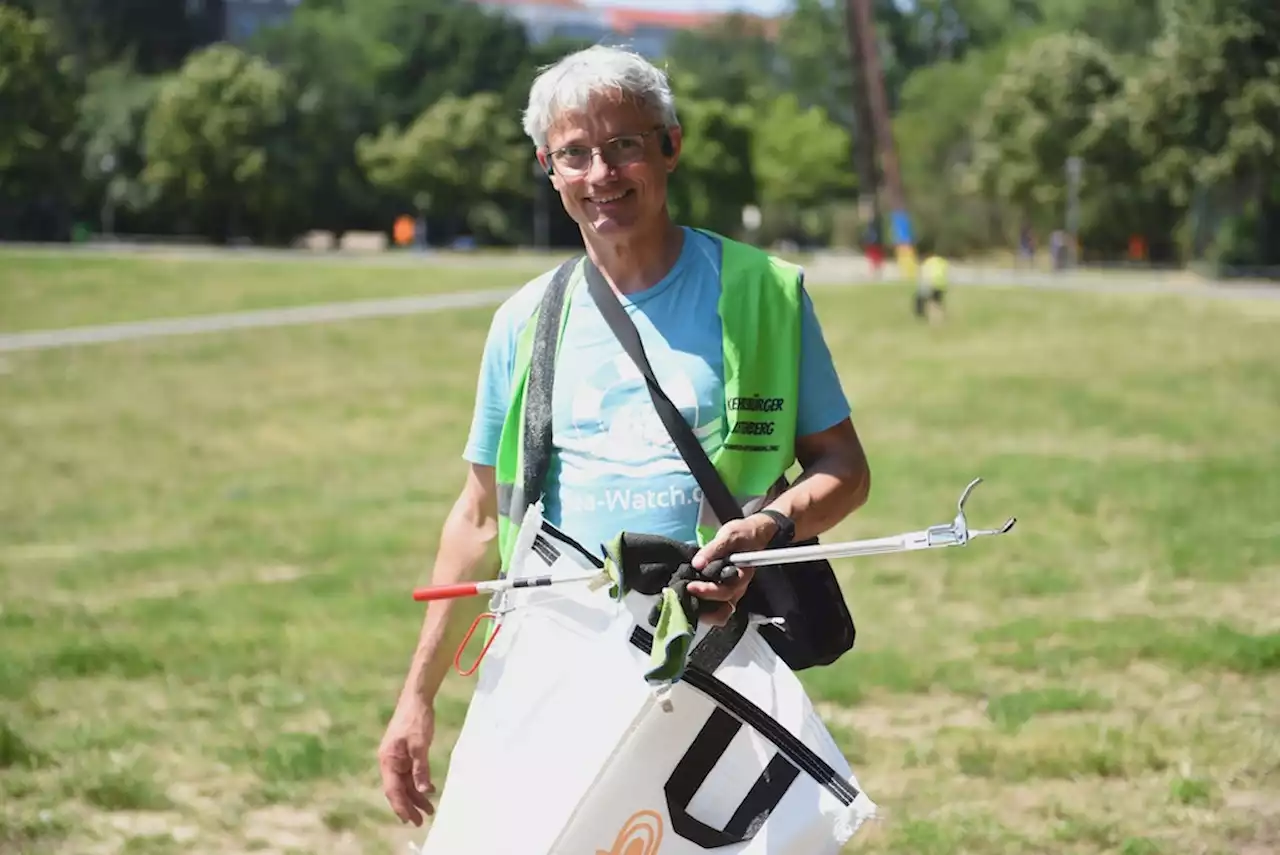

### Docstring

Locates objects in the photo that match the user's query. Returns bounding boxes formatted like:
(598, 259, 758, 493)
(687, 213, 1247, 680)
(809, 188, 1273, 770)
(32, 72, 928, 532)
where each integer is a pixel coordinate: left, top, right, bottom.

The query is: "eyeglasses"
(546, 127, 665, 175)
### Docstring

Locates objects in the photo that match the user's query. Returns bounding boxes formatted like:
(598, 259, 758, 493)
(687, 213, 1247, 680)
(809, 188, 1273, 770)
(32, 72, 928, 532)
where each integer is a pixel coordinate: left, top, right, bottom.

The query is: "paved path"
(2, 251, 1276, 354)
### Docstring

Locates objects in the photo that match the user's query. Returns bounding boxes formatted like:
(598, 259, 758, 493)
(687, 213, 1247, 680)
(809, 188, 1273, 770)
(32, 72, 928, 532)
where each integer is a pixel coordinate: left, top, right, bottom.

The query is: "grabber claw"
(926, 477, 1018, 548)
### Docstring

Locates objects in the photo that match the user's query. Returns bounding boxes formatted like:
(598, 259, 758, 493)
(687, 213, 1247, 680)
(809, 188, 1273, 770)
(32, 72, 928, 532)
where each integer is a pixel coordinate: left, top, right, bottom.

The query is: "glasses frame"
(545, 126, 667, 176)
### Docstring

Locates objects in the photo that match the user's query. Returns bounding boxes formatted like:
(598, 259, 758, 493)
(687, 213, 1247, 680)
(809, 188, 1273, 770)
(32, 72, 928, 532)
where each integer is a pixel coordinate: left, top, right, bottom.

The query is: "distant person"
(1018, 223, 1035, 268)
(1050, 230, 1067, 271)
(863, 223, 884, 278)
(375, 44, 872, 828)
(915, 252, 948, 323)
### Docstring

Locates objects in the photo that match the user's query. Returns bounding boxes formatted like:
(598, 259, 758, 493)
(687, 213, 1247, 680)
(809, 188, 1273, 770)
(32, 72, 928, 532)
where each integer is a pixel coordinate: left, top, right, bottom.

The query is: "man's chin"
(588, 215, 639, 236)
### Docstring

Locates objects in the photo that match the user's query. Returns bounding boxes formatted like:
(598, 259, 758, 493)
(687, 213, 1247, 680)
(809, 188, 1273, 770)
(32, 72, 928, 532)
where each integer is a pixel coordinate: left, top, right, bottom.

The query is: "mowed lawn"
(1, 254, 1278, 855)
(0, 250, 550, 333)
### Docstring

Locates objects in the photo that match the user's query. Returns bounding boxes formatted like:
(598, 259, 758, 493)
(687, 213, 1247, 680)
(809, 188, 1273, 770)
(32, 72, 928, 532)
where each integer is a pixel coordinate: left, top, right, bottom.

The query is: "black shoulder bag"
(581, 260, 857, 671)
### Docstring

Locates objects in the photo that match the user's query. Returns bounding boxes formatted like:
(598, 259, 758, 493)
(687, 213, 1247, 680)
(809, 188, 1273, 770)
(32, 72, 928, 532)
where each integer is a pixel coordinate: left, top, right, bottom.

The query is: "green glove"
(645, 586, 694, 684)
(602, 532, 744, 685)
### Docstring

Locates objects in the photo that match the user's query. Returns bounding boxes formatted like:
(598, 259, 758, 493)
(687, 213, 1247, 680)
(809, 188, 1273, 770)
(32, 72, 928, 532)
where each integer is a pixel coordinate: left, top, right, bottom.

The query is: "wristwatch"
(755, 509, 796, 548)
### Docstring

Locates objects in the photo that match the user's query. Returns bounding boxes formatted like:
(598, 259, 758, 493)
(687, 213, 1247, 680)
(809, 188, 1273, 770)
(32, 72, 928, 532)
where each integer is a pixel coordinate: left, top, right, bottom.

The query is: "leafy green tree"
(891, 40, 1023, 254)
(358, 0, 535, 127)
(663, 85, 757, 239)
(1122, 0, 1280, 265)
(356, 92, 530, 243)
(0, 7, 80, 208)
(963, 32, 1127, 239)
(75, 61, 163, 231)
(749, 92, 857, 244)
(667, 14, 778, 107)
(20, 0, 223, 76)
(249, 6, 399, 235)
(1039, 0, 1163, 55)
(141, 44, 297, 243)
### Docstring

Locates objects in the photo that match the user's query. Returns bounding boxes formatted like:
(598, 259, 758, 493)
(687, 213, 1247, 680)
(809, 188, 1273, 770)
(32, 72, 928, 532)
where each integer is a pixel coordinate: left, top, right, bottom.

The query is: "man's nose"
(586, 149, 616, 183)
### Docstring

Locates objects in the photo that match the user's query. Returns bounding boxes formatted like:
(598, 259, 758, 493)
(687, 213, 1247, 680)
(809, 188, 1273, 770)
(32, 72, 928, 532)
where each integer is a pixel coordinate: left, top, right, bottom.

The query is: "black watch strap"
(756, 509, 796, 548)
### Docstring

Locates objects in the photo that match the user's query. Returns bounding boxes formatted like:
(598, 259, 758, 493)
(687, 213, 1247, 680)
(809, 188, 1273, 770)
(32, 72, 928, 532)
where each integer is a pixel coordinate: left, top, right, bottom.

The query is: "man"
(916, 250, 949, 323)
(378, 45, 871, 828)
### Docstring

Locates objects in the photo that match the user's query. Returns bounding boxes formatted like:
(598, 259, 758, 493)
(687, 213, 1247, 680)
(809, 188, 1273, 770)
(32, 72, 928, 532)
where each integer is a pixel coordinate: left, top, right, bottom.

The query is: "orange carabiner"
(454, 611, 500, 677)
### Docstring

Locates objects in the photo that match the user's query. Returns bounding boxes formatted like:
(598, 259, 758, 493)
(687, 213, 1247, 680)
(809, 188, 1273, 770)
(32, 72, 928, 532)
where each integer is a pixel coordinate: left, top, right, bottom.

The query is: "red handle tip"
(412, 582, 481, 602)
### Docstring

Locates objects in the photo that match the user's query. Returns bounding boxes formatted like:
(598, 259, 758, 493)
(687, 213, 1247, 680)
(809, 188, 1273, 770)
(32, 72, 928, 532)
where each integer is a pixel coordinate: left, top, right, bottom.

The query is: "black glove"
(601, 531, 746, 627)
(646, 559, 743, 627)
(603, 531, 697, 595)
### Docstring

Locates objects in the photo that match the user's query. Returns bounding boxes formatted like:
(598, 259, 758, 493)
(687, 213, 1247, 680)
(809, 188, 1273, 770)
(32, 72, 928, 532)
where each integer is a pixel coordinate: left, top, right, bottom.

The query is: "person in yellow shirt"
(914, 251, 949, 323)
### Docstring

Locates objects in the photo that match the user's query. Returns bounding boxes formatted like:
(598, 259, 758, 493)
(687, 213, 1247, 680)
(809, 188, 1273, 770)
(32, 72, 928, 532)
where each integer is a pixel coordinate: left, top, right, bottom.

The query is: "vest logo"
(727, 395, 786, 413)
(597, 809, 664, 855)
(731, 420, 775, 436)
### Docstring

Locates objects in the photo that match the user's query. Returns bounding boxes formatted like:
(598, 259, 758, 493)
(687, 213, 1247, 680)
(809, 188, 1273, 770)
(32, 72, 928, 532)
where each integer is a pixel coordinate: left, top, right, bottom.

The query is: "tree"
(356, 92, 530, 243)
(891, 40, 1025, 254)
(141, 44, 297, 243)
(75, 61, 163, 233)
(0, 6, 80, 234)
(1039, 0, 1163, 55)
(963, 32, 1128, 240)
(666, 14, 778, 107)
(750, 92, 857, 244)
(357, 0, 535, 127)
(249, 6, 399, 235)
(20, 0, 223, 76)
(1122, 0, 1280, 266)
(776, 0, 857, 129)
(662, 83, 757, 240)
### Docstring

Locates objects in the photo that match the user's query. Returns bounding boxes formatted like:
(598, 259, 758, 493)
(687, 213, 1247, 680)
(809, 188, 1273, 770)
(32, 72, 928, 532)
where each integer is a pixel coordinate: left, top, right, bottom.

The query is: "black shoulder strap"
(521, 255, 583, 513)
(582, 260, 743, 526)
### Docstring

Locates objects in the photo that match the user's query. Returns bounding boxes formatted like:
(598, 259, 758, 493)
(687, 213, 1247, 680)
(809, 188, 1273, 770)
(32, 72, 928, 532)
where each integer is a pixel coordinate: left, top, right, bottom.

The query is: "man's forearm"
(764, 451, 870, 542)
(400, 494, 501, 707)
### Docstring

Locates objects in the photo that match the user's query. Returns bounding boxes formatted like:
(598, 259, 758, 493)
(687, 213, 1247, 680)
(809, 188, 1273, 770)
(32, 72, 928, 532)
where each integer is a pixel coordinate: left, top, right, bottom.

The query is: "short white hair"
(522, 45, 680, 149)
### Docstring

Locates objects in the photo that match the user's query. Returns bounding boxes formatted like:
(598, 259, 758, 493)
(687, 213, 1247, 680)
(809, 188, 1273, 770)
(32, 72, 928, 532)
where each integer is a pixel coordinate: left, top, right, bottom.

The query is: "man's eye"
(613, 138, 642, 150)
(560, 147, 589, 159)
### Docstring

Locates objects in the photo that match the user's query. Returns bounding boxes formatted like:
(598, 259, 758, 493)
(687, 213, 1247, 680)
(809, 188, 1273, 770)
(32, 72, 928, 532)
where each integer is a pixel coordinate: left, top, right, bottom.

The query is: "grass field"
(2, 251, 1278, 855)
(0, 252, 551, 333)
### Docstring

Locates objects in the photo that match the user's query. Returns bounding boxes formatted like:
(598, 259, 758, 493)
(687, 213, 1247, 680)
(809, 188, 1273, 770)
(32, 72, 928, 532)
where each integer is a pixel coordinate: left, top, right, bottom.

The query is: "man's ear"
(535, 149, 561, 191)
(663, 126, 683, 172)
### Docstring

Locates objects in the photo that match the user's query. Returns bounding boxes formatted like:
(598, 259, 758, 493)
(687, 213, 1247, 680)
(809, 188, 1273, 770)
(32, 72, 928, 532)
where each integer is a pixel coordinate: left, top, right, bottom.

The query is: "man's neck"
(583, 219, 686, 295)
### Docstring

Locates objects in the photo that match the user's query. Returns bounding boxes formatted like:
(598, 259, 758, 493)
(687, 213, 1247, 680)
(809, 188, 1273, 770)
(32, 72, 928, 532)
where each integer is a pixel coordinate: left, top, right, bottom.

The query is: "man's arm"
(761, 416, 871, 542)
(689, 418, 870, 622)
(398, 462, 502, 706)
(379, 462, 501, 826)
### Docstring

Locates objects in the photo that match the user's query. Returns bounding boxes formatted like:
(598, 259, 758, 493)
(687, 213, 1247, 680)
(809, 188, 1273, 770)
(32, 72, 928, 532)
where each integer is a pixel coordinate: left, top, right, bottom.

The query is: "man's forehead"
(546, 96, 655, 147)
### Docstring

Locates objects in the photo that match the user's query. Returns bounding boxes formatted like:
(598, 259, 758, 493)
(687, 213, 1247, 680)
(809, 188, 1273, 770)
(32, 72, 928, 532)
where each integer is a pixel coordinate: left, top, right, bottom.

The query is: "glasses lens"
(555, 147, 591, 172)
(606, 136, 646, 165)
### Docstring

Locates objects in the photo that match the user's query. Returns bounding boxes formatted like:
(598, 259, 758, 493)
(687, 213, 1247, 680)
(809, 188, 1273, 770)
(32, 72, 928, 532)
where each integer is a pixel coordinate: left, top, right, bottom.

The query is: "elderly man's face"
(539, 95, 680, 239)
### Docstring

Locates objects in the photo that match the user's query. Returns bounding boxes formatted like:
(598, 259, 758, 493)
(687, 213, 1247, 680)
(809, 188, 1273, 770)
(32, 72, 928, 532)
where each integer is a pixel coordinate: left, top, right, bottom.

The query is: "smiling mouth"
(588, 189, 633, 204)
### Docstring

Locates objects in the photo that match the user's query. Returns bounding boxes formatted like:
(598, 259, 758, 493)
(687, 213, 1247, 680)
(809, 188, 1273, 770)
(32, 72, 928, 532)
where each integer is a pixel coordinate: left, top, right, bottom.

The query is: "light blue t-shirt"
(463, 228, 851, 557)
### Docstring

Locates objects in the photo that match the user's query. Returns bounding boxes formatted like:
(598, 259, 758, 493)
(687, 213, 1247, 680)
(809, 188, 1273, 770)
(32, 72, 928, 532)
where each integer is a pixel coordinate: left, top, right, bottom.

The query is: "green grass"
(0, 249, 548, 332)
(1, 254, 1278, 853)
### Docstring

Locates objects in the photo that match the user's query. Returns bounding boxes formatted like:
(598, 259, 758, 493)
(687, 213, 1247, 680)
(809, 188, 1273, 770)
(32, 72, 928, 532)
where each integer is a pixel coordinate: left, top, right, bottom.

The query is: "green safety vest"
(494, 230, 804, 572)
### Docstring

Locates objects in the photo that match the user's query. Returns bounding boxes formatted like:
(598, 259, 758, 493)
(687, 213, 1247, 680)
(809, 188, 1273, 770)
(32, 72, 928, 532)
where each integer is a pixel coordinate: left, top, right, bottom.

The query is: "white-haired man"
(378, 45, 871, 826)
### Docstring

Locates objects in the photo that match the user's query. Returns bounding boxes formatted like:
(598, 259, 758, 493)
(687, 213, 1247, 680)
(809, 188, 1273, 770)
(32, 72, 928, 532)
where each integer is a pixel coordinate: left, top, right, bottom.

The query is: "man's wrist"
(753, 509, 795, 547)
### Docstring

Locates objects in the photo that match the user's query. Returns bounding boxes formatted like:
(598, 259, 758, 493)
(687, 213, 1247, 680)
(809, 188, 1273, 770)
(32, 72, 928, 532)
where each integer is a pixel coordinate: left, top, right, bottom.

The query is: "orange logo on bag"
(597, 809, 664, 855)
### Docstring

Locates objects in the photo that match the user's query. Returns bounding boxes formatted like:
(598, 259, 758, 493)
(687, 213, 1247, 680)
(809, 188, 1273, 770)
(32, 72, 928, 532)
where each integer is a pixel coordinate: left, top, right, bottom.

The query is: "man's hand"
(378, 695, 437, 826)
(686, 513, 779, 626)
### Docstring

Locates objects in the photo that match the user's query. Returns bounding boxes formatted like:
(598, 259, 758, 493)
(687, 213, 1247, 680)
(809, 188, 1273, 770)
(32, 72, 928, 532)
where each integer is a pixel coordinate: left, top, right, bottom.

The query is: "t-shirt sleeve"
(796, 275, 852, 437)
(462, 308, 517, 467)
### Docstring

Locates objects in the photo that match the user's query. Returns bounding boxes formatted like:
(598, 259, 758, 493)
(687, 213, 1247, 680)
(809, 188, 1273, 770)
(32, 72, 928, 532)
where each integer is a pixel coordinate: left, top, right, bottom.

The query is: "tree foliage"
(357, 92, 530, 243)
(0, 6, 79, 202)
(1, 0, 1277, 268)
(141, 45, 294, 242)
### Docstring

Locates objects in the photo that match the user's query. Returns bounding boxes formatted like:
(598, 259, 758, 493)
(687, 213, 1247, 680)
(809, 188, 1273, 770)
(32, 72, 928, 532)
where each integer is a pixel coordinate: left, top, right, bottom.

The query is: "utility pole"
(842, 0, 880, 246)
(847, 0, 916, 274)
